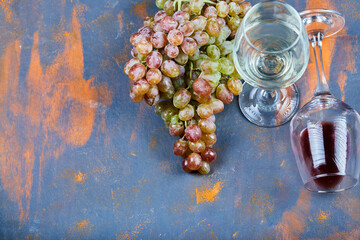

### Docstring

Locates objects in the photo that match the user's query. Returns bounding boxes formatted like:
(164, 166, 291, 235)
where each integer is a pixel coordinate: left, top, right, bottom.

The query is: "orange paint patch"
(275, 189, 312, 240)
(131, 0, 150, 20)
(149, 137, 157, 150)
(335, 194, 360, 223)
(62, 170, 87, 184)
(0, 0, 14, 22)
(246, 191, 274, 218)
(116, 219, 151, 240)
(317, 210, 330, 222)
(118, 11, 124, 32)
(70, 219, 93, 232)
(341, 0, 360, 20)
(196, 181, 223, 204)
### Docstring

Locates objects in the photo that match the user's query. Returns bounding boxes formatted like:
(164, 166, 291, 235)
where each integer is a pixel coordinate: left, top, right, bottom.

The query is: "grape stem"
(186, 62, 194, 90)
(173, 0, 216, 11)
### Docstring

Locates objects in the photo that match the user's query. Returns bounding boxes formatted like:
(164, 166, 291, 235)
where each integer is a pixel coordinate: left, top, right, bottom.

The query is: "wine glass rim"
(241, 0, 304, 54)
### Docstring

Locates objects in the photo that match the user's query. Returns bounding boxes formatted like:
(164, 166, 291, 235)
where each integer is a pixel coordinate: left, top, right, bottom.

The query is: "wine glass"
(290, 9, 360, 193)
(233, 1, 309, 127)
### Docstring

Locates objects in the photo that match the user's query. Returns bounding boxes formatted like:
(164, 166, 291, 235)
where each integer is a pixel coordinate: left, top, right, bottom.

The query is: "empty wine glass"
(233, 1, 309, 127)
(290, 9, 360, 193)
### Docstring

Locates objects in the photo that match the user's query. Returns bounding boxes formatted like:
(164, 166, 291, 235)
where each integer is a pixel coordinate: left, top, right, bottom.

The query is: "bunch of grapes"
(124, 0, 252, 174)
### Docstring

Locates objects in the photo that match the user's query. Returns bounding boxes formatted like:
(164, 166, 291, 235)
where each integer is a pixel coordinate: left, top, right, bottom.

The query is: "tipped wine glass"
(290, 9, 360, 193)
(233, 1, 310, 127)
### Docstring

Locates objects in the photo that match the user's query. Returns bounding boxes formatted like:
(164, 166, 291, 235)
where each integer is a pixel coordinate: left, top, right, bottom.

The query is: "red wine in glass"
(298, 121, 348, 189)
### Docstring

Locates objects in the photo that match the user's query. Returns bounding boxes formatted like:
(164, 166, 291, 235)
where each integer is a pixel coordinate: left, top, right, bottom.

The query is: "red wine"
(299, 121, 348, 189)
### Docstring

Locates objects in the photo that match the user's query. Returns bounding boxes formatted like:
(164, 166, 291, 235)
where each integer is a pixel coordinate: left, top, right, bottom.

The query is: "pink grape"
(192, 31, 209, 47)
(160, 16, 178, 33)
(173, 88, 191, 109)
(189, 140, 206, 153)
(240, 2, 252, 16)
(217, 17, 226, 27)
(180, 37, 197, 56)
(201, 147, 217, 162)
(124, 58, 140, 75)
(158, 76, 173, 92)
(154, 10, 167, 22)
(130, 32, 149, 46)
(169, 121, 185, 137)
(128, 63, 146, 81)
(153, 21, 164, 33)
(164, 44, 179, 58)
(144, 94, 160, 106)
(138, 26, 154, 37)
(167, 29, 184, 46)
(191, 16, 207, 31)
(182, 157, 192, 172)
(131, 79, 150, 96)
(201, 133, 217, 146)
(204, 6, 217, 19)
(129, 90, 144, 103)
(193, 78, 212, 96)
(146, 51, 163, 69)
(146, 84, 159, 98)
(192, 91, 211, 104)
(207, 114, 216, 123)
(178, 21, 195, 37)
(187, 153, 202, 170)
(216, 83, 234, 104)
(196, 104, 213, 119)
(161, 60, 180, 78)
(173, 139, 188, 156)
(185, 125, 202, 142)
(205, 18, 220, 36)
(151, 32, 168, 49)
(146, 68, 162, 85)
(174, 49, 189, 65)
(210, 98, 224, 113)
(173, 10, 190, 24)
(136, 40, 153, 55)
(198, 118, 216, 134)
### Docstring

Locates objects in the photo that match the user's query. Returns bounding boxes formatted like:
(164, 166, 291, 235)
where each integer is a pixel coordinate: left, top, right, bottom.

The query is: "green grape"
(198, 118, 216, 133)
(172, 77, 186, 90)
(156, 0, 167, 9)
(160, 90, 175, 100)
(164, 121, 171, 129)
(205, 18, 220, 36)
(228, 15, 242, 31)
(173, 89, 192, 109)
(200, 59, 221, 74)
(155, 101, 172, 115)
(207, 36, 216, 45)
(171, 114, 180, 124)
(179, 104, 195, 121)
(220, 41, 233, 56)
(190, 0, 205, 14)
(215, 25, 231, 46)
(188, 47, 200, 61)
(198, 161, 210, 175)
(164, 0, 175, 15)
(199, 72, 221, 88)
(206, 45, 221, 60)
(216, 1, 229, 18)
(227, 78, 243, 95)
(219, 57, 235, 75)
(174, 49, 189, 65)
(161, 104, 179, 122)
(194, 54, 210, 70)
(229, 2, 241, 17)
(201, 133, 217, 146)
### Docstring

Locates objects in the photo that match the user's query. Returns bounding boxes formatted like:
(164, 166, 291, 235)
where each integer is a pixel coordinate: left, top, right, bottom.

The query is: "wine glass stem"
(311, 32, 331, 96)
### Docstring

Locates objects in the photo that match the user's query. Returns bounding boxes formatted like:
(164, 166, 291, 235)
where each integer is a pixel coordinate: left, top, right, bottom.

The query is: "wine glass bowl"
(290, 9, 360, 193)
(233, 1, 309, 127)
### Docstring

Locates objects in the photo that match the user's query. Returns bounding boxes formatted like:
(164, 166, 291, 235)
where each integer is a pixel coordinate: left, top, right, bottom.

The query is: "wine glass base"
(238, 83, 300, 128)
(304, 174, 358, 193)
(300, 9, 345, 38)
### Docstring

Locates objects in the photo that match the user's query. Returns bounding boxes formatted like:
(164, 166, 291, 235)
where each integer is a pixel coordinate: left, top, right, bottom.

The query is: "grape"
(164, 44, 179, 58)
(154, 101, 171, 115)
(130, 32, 149, 47)
(124, 58, 141, 75)
(207, 35, 216, 45)
(219, 57, 234, 75)
(173, 89, 191, 109)
(215, 25, 231, 46)
(192, 91, 211, 104)
(240, 2, 252, 16)
(204, 6, 217, 19)
(220, 41, 233, 56)
(161, 105, 178, 122)
(228, 15, 242, 31)
(174, 49, 189, 65)
(158, 76, 173, 92)
(173, 10, 190, 24)
(146, 51, 163, 69)
(136, 40, 153, 55)
(229, 2, 241, 16)
(129, 90, 144, 103)
(187, 153, 202, 170)
(190, 0, 204, 14)
(138, 27, 154, 37)
(169, 121, 184, 136)
(131, 79, 150, 96)
(207, 45, 221, 60)
(154, 10, 167, 22)
(197, 103, 213, 119)
(216, 83, 234, 104)
(146, 84, 159, 98)
(198, 161, 210, 174)
(185, 125, 202, 142)
(179, 104, 195, 121)
(144, 16, 155, 28)
(156, 0, 167, 9)
(160, 90, 175, 100)
(151, 32, 168, 48)
(193, 78, 212, 96)
(201, 133, 217, 146)
(205, 18, 220, 37)
(198, 118, 216, 134)
(217, 17, 226, 27)
(181, 2, 190, 12)
(201, 147, 217, 162)
(200, 59, 220, 74)
(227, 78, 243, 95)
(128, 63, 146, 81)
(167, 29, 184, 46)
(144, 94, 160, 106)
(172, 77, 186, 90)
(188, 48, 200, 61)
(192, 31, 209, 47)
(199, 72, 221, 88)
(177, 65, 186, 78)
(180, 37, 197, 56)
(210, 98, 224, 113)
(161, 16, 178, 33)
(164, 0, 175, 15)
(216, 1, 229, 18)
(189, 140, 206, 153)
(146, 68, 162, 85)
(173, 139, 188, 156)
(182, 157, 192, 172)
(206, 114, 216, 123)
(178, 21, 195, 37)
(161, 60, 180, 78)
(191, 16, 207, 32)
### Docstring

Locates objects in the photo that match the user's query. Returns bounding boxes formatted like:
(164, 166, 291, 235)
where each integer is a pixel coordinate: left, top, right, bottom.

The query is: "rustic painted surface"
(0, 0, 359, 239)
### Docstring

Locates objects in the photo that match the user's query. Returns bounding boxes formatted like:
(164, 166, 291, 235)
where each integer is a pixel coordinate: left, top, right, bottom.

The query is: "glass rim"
(240, 0, 304, 54)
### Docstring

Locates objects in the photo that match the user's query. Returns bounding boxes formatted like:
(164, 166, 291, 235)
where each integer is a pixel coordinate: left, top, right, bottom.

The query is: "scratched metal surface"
(0, 0, 359, 239)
